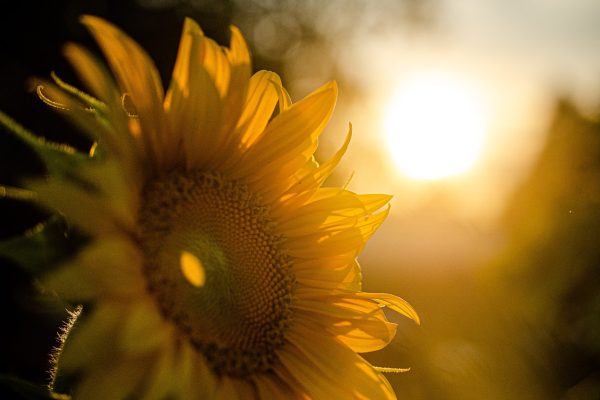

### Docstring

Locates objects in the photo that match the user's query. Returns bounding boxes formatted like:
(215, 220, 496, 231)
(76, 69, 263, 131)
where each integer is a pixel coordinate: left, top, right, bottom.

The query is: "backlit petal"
(81, 15, 166, 170)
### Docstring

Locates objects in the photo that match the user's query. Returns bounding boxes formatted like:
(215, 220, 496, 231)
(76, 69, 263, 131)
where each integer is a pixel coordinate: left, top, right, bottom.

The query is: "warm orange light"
(180, 251, 206, 287)
(384, 73, 488, 180)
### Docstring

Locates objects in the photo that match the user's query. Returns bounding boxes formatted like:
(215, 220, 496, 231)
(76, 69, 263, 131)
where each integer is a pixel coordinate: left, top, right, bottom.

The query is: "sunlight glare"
(384, 73, 488, 180)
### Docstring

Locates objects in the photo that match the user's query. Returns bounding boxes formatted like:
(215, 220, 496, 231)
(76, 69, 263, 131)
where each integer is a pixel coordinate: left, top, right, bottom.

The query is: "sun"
(384, 73, 488, 180)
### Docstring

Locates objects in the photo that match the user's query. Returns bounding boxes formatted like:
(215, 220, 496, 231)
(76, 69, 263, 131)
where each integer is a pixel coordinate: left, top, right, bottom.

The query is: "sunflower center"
(138, 170, 293, 377)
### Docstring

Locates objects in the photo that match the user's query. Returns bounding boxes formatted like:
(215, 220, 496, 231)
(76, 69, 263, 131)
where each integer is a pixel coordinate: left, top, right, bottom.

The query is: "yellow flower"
(31, 16, 418, 399)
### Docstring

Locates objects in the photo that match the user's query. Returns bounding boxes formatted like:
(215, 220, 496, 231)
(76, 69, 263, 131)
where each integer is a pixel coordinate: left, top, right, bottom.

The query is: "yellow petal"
(119, 299, 171, 355)
(276, 125, 352, 208)
(176, 343, 217, 398)
(138, 342, 177, 400)
(293, 248, 358, 269)
(280, 190, 391, 237)
(164, 19, 222, 169)
(29, 178, 120, 235)
(214, 376, 240, 400)
(275, 79, 292, 112)
(138, 340, 217, 399)
(226, 25, 251, 74)
(294, 259, 361, 291)
(53, 48, 142, 178)
(164, 19, 203, 167)
(279, 350, 349, 399)
(329, 317, 397, 353)
(356, 292, 421, 325)
(294, 295, 385, 320)
(81, 15, 166, 169)
(230, 81, 337, 187)
(218, 70, 281, 173)
(200, 31, 231, 98)
(236, 71, 281, 149)
(42, 236, 144, 301)
(282, 324, 396, 399)
(62, 43, 124, 125)
(74, 358, 147, 400)
(215, 25, 251, 144)
(284, 222, 377, 259)
(253, 372, 298, 399)
(295, 297, 398, 352)
(229, 378, 257, 399)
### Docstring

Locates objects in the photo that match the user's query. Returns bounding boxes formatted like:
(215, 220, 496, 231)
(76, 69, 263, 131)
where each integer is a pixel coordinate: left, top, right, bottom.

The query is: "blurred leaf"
(0, 216, 84, 276)
(0, 375, 69, 400)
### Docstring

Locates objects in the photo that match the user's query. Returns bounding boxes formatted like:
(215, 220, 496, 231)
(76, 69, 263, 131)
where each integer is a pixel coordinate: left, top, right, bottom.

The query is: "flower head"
(26, 16, 418, 399)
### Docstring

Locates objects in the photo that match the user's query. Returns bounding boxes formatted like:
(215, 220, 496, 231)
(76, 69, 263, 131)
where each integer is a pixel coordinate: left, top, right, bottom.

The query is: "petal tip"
(229, 24, 242, 36)
(327, 80, 339, 96)
(183, 16, 203, 35)
(79, 14, 103, 28)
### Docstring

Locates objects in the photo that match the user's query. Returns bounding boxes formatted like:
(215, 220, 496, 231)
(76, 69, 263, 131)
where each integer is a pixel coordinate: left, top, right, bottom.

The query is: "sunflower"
(16, 16, 418, 399)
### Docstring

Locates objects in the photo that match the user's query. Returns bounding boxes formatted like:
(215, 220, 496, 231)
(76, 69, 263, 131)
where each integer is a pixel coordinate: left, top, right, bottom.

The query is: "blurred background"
(1, 0, 600, 398)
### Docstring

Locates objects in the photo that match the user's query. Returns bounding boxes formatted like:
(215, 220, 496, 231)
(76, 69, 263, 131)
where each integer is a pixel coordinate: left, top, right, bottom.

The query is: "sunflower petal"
(63, 44, 141, 174)
(165, 19, 223, 169)
(28, 178, 119, 235)
(296, 294, 399, 352)
(81, 15, 166, 169)
(74, 358, 147, 400)
(278, 124, 352, 208)
(218, 70, 282, 172)
(119, 299, 171, 356)
(357, 292, 421, 325)
(199, 31, 231, 98)
(282, 324, 396, 399)
(42, 236, 144, 301)
(275, 80, 292, 112)
(280, 190, 391, 237)
(138, 342, 176, 400)
(254, 372, 299, 399)
(330, 317, 397, 353)
(215, 377, 240, 400)
(213, 25, 252, 155)
(231, 81, 337, 188)
(294, 259, 361, 291)
(62, 43, 122, 109)
(236, 71, 281, 149)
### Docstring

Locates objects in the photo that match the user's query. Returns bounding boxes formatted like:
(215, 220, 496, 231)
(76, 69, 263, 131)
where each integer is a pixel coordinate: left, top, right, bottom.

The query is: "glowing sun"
(384, 73, 488, 180)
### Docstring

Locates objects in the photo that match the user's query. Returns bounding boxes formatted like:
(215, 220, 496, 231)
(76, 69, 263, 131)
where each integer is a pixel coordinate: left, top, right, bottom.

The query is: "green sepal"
(48, 306, 83, 396)
(0, 215, 85, 276)
(0, 110, 90, 179)
(49, 71, 106, 113)
(0, 375, 69, 400)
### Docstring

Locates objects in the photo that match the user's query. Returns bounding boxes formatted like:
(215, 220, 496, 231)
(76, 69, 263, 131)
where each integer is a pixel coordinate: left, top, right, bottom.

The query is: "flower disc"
(139, 170, 293, 377)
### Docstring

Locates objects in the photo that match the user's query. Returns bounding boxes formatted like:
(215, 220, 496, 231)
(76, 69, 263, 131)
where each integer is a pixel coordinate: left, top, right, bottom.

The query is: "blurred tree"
(485, 98, 600, 398)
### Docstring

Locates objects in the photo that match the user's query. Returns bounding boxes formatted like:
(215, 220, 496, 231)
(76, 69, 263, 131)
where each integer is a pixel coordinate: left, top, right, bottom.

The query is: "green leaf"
(0, 375, 69, 400)
(0, 216, 84, 276)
